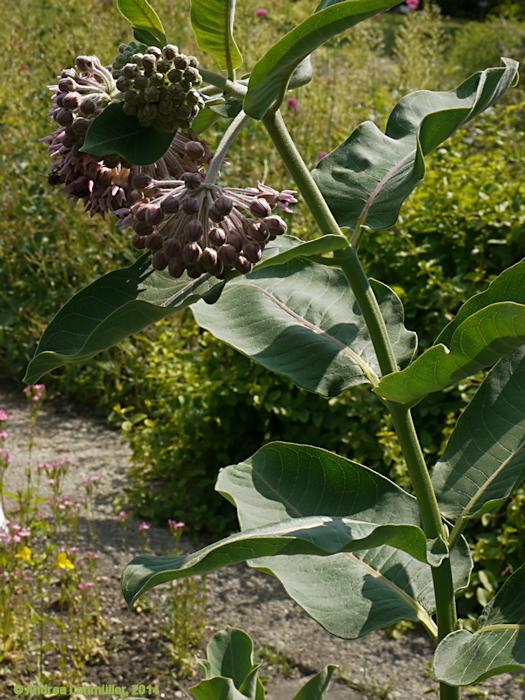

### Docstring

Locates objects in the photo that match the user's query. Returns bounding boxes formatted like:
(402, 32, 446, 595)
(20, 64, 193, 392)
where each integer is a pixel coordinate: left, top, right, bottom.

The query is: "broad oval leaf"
(437, 258, 525, 347)
(293, 665, 337, 700)
(215, 443, 471, 639)
(434, 564, 525, 686)
(312, 59, 519, 230)
(202, 628, 258, 691)
(192, 257, 417, 396)
(117, 0, 167, 47)
(243, 0, 397, 119)
(122, 515, 444, 604)
(191, 0, 243, 72)
(376, 302, 525, 407)
(24, 255, 223, 384)
(432, 348, 525, 525)
(81, 102, 174, 166)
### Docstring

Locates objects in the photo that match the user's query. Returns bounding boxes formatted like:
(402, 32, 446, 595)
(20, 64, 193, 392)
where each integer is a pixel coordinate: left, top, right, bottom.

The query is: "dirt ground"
(1, 386, 524, 700)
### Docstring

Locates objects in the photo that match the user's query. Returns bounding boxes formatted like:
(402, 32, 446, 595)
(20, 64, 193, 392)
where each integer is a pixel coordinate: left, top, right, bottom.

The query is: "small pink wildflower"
(168, 519, 185, 531)
(318, 151, 329, 159)
(287, 96, 300, 111)
(0, 409, 9, 423)
(0, 449, 10, 466)
(406, 0, 420, 9)
(118, 510, 128, 522)
(78, 581, 94, 591)
(83, 550, 97, 560)
(23, 384, 46, 404)
(255, 7, 268, 17)
(138, 521, 150, 532)
(84, 474, 100, 486)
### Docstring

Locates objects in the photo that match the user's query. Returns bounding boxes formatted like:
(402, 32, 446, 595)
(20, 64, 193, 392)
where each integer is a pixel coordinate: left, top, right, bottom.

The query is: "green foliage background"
(1, 0, 524, 617)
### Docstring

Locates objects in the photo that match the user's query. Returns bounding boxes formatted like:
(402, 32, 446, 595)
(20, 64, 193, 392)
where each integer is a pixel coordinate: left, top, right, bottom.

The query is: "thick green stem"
(199, 68, 247, 100)
(262, 110, 460, 700)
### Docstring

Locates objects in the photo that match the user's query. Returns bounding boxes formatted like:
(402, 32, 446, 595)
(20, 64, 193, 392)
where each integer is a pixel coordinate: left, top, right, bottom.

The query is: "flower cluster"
(120, 175, 295, 278)
(114, 43, 204, 132)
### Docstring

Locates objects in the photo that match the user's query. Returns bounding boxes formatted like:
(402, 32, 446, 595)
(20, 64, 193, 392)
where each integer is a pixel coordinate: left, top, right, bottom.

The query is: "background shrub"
(1, 1, 524, 611)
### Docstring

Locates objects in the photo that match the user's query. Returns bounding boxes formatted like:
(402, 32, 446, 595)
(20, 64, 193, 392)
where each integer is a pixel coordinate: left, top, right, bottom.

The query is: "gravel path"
(1, 387, 524, 699)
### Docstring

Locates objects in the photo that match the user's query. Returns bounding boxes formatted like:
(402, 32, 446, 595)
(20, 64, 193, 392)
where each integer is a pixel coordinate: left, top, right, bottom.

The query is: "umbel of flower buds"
(114, 43, 205, 133)
(119, 174, 296, 279)
(49, 55, 118, 148)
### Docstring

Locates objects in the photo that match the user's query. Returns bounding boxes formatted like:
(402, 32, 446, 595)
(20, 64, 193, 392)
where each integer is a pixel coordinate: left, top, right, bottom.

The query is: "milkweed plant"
(24, 0, 523, 697)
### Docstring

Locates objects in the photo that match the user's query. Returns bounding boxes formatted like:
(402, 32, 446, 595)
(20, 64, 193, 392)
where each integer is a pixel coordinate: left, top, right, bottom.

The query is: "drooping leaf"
(191, 677, 249, 700)
(312, 59, 519, 230)
(81, 102, 174, 165)
(432, 348, 525, 526)
(23, 256, 223, 384)
(212, 443, 471, 640)
(192, 257, 417, 396)
(293, 666, 337, 699)
(191, 0, 243, 72)
(437, 258, 525, 346)
(244, 0, 397, 119)
(116, 0, 167, 47)
(122, 514, 445, 605)
(375, 302, 525, 407)
(434, 564, 525, 686)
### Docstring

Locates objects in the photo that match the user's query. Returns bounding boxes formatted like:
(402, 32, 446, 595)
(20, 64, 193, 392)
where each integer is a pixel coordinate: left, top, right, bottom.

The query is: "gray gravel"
(1, 387, 524, 699)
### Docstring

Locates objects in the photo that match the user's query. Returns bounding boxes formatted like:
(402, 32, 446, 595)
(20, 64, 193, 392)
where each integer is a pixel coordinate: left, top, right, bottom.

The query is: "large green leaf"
(81, 102, 175, 166)
(375, 302, 525, 407)
(312, 59, 519, 230)
(24, 235, 336, 384)
(192, 257, 417, 396)
(23, 256, 223, 384)
(432, 348, 525, 526)
(116, 0, 167, 47)
(434, 565, 525, 686)
(293, 666, 337, 699)
(122, 515, 445, 604)
(191, 0, 243, 72)
(212, 443, 471, 640)
(243, 0, 397, 119)
(437, 258, 525, 346)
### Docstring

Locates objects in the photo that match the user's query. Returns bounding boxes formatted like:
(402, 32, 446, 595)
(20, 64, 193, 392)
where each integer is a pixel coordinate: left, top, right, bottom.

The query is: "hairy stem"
(262, 109, 460, 700)
(199, 67, 247, 99)
(204, 110, 249, 186)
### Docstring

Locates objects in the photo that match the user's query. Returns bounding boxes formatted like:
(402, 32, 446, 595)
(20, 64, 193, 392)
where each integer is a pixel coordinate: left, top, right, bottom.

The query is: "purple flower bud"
(132, 234, 147, 249)
(264, 215, 287, 235)
(116, 76, 131, 92)
(227, 230, 243, 252)
(59, 77, 77, 92)
(183, 172, 202, 190)
(145, 205, 164, 225)
(146, 46, 163, 58)
(133, 221, 154, 236)
(201, 247, 218, 271)
(79, 97, 97, 116)
(62, 92, 80, 110)
(235, 256, 253, 274)
(161, 195, 180, 213)
(162, 44, 179, 61)
(152, 251, 169, 270)
(250, 199, 272, 218)
(214, 195, 234, 217)
(182, 197, 199, 215)
(209, 227, 226, 246)
(209, 205, 224, 223)
(182, 241, 201, 265)
(76, 55, 95, 71)
(122, 63, 138, 78)
(218, 244, 238, 267)
(56, 109, 74, 127)
(168, 257, 185, 278)
(185, 220, 203, 242)
(185, 141, 205, 160)
(71, 117, 90, 138)
(246, 221, 270, 242)
(146, 232, 164, 251)
(243, 242, 262, 264)
(165, 239, 182, 257)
